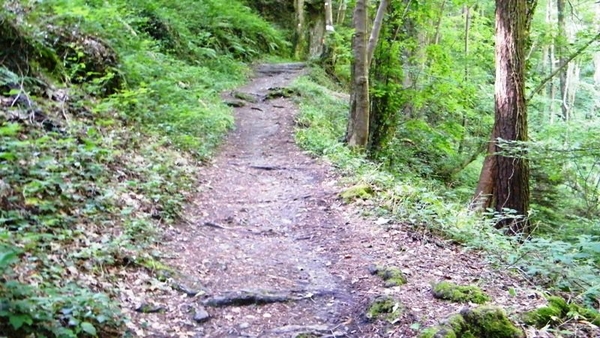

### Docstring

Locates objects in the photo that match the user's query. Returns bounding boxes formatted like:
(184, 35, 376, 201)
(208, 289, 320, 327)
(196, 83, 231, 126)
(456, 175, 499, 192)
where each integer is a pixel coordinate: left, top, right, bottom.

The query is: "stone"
(193, 306, 210, 323)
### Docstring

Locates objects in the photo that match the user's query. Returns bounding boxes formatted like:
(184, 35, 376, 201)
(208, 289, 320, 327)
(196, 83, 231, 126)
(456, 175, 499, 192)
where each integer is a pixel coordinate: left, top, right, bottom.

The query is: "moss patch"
(340, 183, 373, 202)
(432, 281, 490, 304)
(522, 296, 600, 328)
(369, 265, 407, 287)
(366, 296, 402, 323)
(420, 307, 523, 338)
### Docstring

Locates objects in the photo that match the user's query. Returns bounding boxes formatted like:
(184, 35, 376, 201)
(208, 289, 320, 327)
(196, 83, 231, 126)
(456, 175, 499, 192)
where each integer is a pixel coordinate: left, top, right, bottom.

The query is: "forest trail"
(125, 64, 549, 337)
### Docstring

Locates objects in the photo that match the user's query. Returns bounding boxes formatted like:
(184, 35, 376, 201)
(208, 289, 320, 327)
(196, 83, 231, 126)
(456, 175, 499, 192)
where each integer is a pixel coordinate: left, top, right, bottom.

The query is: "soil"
(122, 64, 597, 338)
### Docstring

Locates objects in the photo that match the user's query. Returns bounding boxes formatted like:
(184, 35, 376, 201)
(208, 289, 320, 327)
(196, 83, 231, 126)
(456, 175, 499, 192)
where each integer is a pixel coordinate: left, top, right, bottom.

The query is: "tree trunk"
(557, 0, 568, 120)
(294, 0, 306, 59)
(336, 0, 347, 26)
(367, 0, 389, 65)
(325, 0, 334, 32)
(471, 137, 496, 211)
(346, 0, 370, 148)
(458, 5, 471, 155)
(491, 0, 532, 234)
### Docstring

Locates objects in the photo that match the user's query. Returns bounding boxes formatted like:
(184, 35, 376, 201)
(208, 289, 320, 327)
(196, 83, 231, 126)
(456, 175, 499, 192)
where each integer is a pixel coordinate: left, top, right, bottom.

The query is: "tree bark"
(490, 0, 532, 234)
(346, 0, 370, 148)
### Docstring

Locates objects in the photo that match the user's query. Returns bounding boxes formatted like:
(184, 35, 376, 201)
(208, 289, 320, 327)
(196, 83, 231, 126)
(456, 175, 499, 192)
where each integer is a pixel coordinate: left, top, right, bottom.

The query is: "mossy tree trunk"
(293, 0, 306, 59)
(294, 0, 328, 60)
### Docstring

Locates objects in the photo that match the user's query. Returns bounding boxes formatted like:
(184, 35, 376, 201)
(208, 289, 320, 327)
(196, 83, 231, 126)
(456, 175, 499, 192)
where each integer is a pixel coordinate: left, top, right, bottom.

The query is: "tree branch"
(527, 32, 600, 102)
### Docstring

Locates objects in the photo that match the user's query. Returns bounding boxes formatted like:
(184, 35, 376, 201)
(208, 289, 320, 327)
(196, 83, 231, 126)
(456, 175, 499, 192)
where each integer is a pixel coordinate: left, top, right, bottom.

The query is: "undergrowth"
(291, 68, 600, 317)
(1, 0, 286, 335)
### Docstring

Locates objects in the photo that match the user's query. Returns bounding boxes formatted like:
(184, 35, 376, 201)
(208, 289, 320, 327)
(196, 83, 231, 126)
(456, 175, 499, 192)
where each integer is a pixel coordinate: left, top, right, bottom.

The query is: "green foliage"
(292, 73, 600, 324)
(1, 0, 286, 335)
(523, 296, 600, 328)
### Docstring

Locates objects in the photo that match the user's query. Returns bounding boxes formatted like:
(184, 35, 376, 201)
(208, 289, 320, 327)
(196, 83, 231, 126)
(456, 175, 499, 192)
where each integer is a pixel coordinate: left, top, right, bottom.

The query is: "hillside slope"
(0, 0, 286, 335)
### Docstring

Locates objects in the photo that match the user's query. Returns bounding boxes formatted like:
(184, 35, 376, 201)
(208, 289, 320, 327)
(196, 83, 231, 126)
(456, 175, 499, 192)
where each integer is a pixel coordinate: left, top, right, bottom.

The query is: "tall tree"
(293, 0, 306, 59)
(346, 0, 388, 148)
(557, 0, 568, 120)
(346, 0, 370, 147)
(475, 0, 536, 234)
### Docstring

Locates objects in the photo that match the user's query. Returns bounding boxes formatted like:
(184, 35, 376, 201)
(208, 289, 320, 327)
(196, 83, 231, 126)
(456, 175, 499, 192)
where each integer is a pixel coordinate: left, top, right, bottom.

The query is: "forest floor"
(121, 64, 582, 337)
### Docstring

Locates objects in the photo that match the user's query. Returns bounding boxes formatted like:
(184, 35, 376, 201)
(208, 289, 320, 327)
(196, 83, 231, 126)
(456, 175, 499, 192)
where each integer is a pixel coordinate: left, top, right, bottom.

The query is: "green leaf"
(80, 322, 97, 336)
(0, 123, 20, 136)
(9, 314, 32, 329)
(0, 250, 17, 270)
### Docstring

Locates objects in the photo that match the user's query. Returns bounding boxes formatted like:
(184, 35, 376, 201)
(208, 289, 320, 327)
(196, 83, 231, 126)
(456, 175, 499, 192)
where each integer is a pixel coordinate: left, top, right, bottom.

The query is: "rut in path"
(125, 63, 550, 338)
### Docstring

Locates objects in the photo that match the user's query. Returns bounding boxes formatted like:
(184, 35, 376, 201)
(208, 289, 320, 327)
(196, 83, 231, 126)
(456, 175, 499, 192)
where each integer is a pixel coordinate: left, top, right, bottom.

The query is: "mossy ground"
(432, 281, 490, 304)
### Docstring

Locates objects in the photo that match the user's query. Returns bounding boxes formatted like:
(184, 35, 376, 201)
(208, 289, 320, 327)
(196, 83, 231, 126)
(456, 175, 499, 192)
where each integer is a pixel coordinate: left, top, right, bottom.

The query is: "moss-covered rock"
(232, 90, 258, 103)
(460, 307, 524, 338)
(369, 265, 407, 287)
(421, 307, 523, 338)
(366, 296, 402, 322)
(0, 17, 60, 80)
(340, 183, 373, 202)
(432, 282, 490, 304)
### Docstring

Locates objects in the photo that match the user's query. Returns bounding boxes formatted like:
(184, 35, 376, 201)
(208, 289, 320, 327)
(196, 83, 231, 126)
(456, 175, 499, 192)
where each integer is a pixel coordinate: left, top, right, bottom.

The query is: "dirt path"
(124, 64, 561, 338)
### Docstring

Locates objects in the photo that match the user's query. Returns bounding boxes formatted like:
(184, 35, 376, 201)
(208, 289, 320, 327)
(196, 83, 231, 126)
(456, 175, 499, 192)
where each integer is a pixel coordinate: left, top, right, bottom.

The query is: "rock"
(135, 303, 166, 313)
(231, 91, 258, 103)
(460, 306, 524, 338)
(264, 87, 298, 100)
(239, 322, 250, 329)
(369, 265, 407, 287)
(432, 281, 489, 304)
(173, 283, 206, 297)
(193, 306, 210, 323)
(224, 99, 246, 107)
